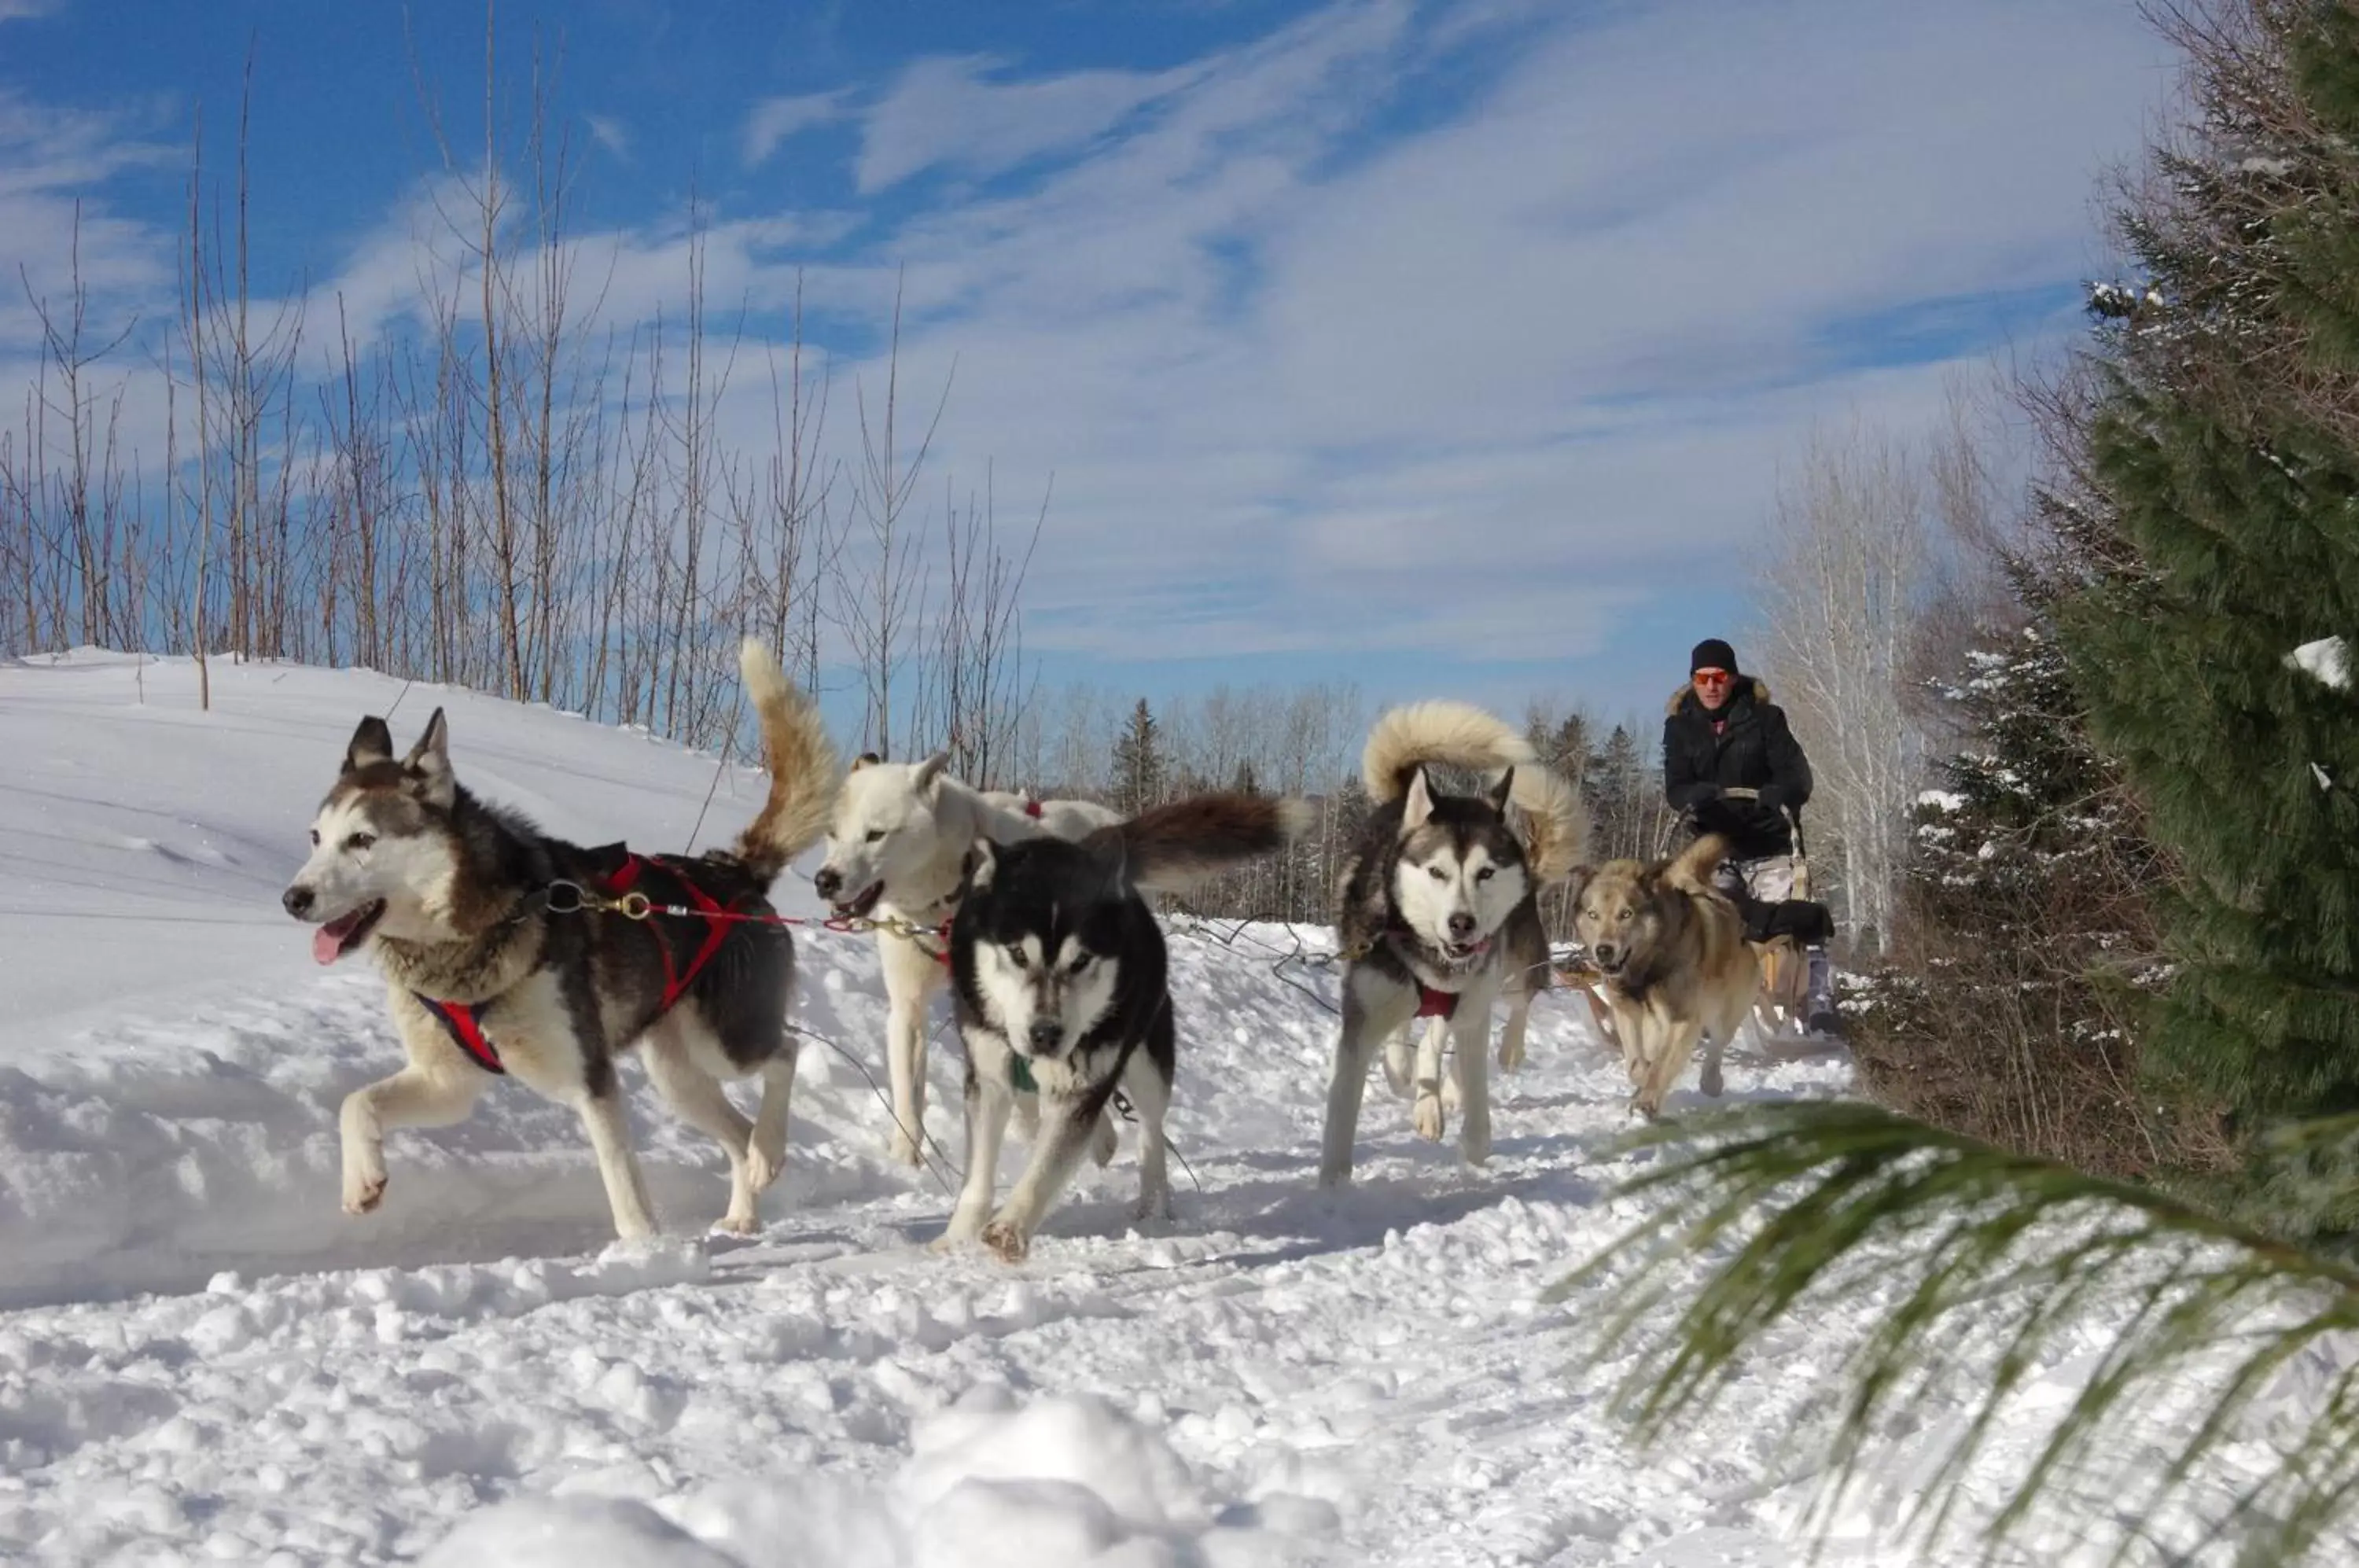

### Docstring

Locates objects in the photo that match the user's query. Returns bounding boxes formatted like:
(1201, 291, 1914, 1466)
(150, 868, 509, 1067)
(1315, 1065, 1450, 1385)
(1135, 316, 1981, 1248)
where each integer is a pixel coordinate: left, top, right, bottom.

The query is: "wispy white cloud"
(762, 0, 2166, 672)
(583, 113, 631, 161)
(0, 0, 64, 24)
(742, 89, 849, 168)
(0, 0, 2174, 709)
(853, 52, 1209, 194)
(0, 90, 176, 359)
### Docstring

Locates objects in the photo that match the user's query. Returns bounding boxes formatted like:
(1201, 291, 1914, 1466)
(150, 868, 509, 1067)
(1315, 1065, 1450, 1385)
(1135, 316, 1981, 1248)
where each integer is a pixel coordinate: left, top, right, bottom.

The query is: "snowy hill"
(0, 650, 2193, 1567)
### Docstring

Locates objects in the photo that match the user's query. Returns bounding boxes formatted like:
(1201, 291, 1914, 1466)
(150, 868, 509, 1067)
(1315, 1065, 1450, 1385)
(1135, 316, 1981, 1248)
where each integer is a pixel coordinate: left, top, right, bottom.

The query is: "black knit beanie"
(1690, 638, 1738, 675)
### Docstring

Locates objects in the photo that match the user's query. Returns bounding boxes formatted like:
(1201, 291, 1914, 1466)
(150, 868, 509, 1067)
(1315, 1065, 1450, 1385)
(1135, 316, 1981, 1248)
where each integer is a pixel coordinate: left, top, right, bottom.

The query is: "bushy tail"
(1098, 792, 1316, 896)
(732, 639, 841, 882)
(1361, 700, 1535, 802)
(1665, 831, 1731, 894)
(1511, 764, 1588, 886)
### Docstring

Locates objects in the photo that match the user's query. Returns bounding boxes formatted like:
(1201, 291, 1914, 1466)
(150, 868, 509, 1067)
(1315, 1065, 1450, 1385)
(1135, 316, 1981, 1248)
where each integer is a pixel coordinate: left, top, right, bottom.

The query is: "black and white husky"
(813, 753, 1121, 1167)
(938, 793, 1312, 1263)
(279, 641, 838, 1242)
(1317, 701, 1584, 1187)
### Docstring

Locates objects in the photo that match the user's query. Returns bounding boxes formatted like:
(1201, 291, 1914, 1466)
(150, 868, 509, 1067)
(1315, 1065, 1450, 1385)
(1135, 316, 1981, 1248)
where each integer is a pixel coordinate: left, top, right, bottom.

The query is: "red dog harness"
(415, 853, 742, 1076)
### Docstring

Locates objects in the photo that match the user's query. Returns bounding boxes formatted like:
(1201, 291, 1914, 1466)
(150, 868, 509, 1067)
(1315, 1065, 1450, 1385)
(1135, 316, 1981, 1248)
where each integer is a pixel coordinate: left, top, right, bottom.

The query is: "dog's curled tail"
(1361, 700, 1536, 802)
(1106, 792, 1316, 896)
(1511, 765, 1588, 886)
(1665, 831, 1732, 893)
(733, 639, 841, 882)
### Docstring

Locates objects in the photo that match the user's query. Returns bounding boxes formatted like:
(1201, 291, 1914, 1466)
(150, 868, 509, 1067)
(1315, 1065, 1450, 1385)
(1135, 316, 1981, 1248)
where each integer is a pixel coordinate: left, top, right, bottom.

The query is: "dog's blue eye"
(346, 833, 376, 852)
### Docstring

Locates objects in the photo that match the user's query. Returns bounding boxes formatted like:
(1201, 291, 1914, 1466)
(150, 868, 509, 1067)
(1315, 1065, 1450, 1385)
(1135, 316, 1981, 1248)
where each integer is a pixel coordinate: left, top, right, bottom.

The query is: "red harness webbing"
(602, 854, 736, 1015)
(1022, 798, 1043, 819)
(419, 996, 506, 1074)
(414, 853, 742, 1077)
(1416, 986, 1459, 1020)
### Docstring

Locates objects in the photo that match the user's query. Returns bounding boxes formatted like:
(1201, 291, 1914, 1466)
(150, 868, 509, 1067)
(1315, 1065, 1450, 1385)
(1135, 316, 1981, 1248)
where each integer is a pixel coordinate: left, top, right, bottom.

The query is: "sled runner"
(1717, 787, 1844, 1053)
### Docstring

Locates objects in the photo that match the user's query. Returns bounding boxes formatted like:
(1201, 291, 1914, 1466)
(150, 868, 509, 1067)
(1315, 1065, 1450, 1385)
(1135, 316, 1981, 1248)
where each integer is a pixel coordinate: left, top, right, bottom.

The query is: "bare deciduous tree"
(1755, 415, 1934, 953)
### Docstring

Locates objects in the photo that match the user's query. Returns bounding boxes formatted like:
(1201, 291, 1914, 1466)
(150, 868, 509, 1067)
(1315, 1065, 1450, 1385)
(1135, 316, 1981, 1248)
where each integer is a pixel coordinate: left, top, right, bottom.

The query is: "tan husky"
(1568, 833, 1758, 1118)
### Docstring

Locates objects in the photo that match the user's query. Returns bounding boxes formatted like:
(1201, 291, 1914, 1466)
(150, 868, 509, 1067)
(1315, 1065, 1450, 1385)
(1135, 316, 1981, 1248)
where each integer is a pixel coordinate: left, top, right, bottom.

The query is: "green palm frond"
(1554, 1101, 2359, 1565)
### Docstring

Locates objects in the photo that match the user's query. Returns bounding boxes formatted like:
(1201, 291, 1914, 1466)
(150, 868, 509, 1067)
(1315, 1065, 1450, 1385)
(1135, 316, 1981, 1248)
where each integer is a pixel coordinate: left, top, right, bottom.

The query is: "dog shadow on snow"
(893, 1116, 1619, 1273)
(895, 1060, 1844, 1273)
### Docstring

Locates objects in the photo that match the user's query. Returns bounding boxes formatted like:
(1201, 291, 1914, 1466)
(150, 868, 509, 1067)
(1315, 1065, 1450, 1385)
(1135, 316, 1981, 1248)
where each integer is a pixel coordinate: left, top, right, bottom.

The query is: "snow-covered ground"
(0, 651, 2254, 1566)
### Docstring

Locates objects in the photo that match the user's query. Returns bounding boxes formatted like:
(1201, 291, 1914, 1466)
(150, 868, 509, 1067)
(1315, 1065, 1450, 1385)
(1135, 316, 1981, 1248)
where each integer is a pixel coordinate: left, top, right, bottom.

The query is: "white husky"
(811, 753, 1122, 1167)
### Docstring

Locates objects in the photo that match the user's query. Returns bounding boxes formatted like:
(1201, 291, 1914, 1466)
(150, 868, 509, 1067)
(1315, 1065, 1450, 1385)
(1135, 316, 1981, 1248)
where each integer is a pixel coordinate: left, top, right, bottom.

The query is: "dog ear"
(344, 716, 395, 775)
(913, 750, 950, 797)
(852, 752, 881, 772)
(1487, 765, 1516, 816)
(1564, 863, 1595, 909)
(963, 837, 999, 892)
(401, 708, 456, 808)
(1400, 766, 1437, 832)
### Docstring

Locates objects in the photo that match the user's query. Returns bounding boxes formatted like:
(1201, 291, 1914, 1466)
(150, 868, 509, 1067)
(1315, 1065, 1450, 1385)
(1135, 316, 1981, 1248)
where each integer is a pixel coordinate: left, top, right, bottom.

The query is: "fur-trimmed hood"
(1665, 677, 1771, 718)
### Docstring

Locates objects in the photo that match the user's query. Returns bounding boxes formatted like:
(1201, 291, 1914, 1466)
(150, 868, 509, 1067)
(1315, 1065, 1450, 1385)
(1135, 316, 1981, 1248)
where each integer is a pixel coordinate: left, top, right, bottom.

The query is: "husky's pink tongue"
(312, 907, 373, 966)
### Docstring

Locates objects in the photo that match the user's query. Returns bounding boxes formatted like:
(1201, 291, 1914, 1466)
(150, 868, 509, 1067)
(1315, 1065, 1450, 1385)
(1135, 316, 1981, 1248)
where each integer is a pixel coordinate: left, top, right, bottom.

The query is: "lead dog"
(281, 641, 837, 1240)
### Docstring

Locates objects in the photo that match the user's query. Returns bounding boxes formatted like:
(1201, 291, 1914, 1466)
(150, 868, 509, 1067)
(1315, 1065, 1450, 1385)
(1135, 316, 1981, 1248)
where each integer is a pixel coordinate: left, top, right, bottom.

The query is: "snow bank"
(425, 1386, 1338, 1568)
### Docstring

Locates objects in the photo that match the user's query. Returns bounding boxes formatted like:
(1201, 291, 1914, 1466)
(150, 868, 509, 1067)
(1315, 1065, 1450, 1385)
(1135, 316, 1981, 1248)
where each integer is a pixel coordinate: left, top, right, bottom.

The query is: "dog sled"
(1554, 787, 1846, 1061)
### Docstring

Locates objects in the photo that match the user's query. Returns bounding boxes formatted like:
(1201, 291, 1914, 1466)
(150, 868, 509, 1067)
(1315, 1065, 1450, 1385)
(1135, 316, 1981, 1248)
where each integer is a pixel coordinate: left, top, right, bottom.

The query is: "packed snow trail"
(0, 653, 2303, 1566)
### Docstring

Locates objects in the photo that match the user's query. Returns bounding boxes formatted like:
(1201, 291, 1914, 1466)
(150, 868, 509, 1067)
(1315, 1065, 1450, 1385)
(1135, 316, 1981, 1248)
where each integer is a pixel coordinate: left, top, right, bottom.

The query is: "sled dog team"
(281, 641, 1765, 1262)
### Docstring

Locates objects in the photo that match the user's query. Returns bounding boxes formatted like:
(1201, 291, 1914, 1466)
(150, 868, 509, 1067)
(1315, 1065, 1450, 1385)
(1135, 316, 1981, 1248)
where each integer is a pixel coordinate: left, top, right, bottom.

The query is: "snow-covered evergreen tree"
(2059, 0, 2359, 1133)
(1856, 618, 2195, 1178)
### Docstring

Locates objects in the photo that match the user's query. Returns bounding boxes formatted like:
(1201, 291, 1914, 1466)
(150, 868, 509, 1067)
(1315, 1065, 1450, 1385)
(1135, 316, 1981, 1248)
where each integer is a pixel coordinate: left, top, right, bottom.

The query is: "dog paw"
(1440, 1068, 1463, 1112)
(1699, 1061, 1724, 1098)
(342, 1164, 387, 1216)
(747, 1149, 783, 1191)
(1459, 1125, 1492, 1166)
(1412, 1087, 1447, 1142)
(933, 1208, 986, 1252)
(982, 1220, 1030, 1264)
(1381, 1041, 1415, 1099)
(1132, 1192, 1175, 1225)
(1498, 1039, 1525, 1073)
(1091, 1116, 1119, 1167)
(712, 1212, 760, 1238)
(887, 1131, 925, 1169)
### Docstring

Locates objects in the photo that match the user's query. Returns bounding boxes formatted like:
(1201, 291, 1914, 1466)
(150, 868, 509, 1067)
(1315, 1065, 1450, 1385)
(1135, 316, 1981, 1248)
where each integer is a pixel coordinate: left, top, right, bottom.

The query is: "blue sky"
(0, 0, 2178, 730)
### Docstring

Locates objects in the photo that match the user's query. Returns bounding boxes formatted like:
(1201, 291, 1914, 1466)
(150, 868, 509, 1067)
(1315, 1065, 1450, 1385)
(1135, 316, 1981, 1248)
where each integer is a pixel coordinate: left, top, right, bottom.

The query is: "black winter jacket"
(1662, 678, 1813, 860)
